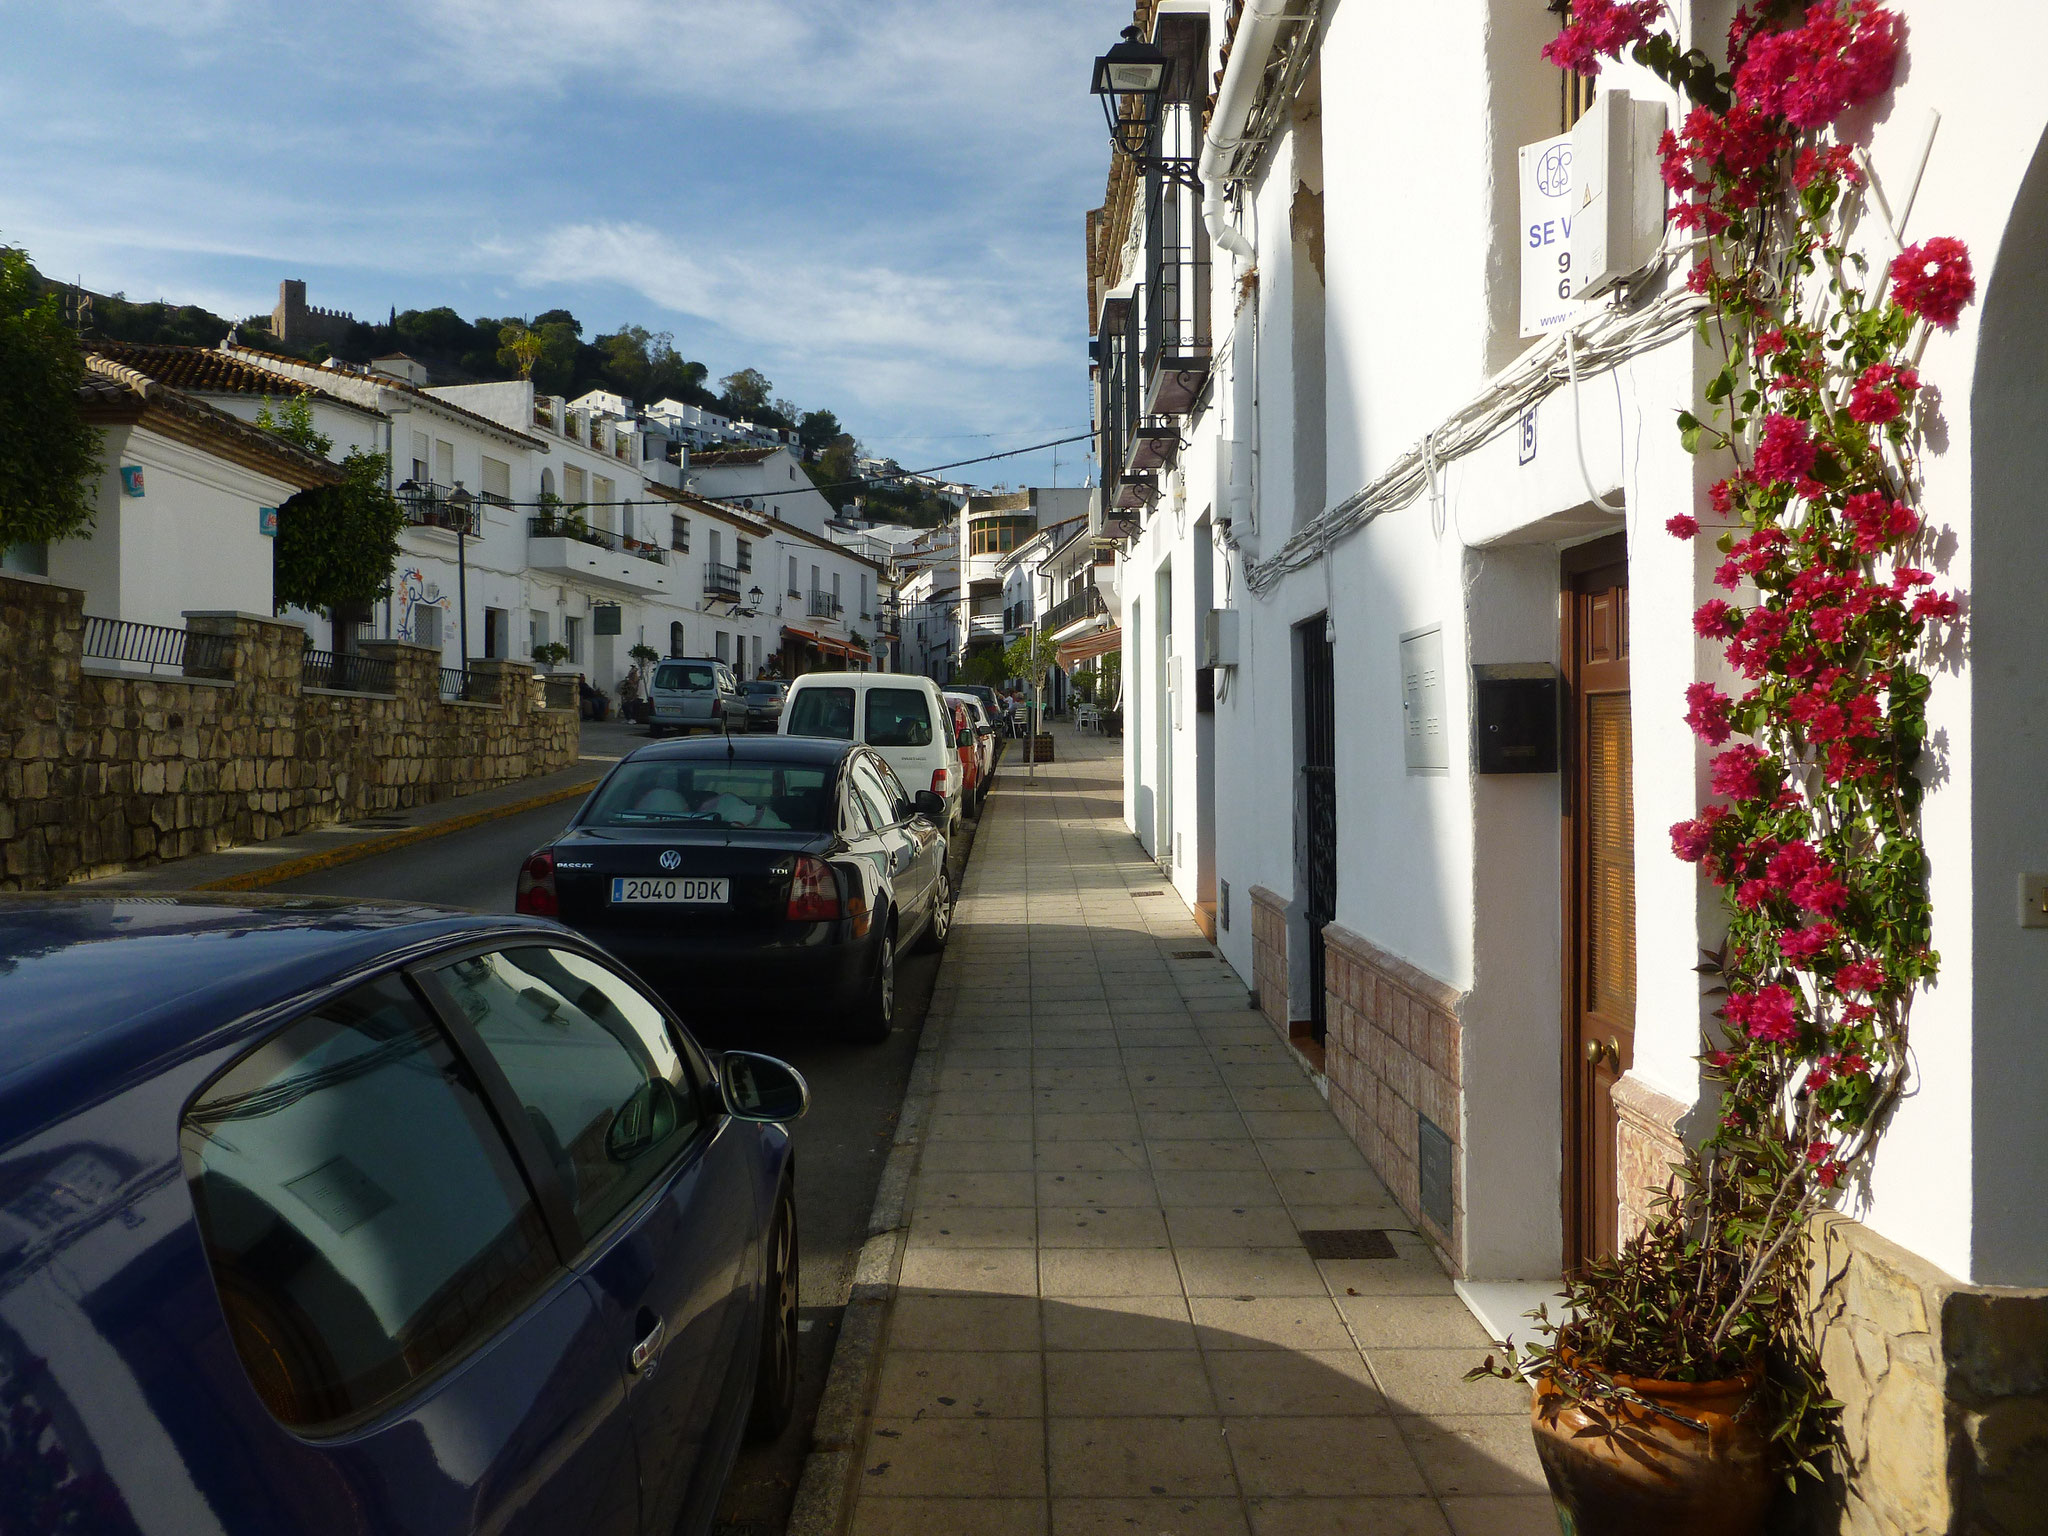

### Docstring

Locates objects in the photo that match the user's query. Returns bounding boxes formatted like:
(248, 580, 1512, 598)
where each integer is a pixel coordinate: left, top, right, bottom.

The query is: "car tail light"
(930, 767, 951, 796)
(516, 850, 559, 916)
(711, 697, 724, 718)
(786, 855, 840, 921)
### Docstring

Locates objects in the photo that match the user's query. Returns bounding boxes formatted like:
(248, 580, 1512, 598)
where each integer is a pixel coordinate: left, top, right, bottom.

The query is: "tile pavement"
(845, 728, 1552, 1536)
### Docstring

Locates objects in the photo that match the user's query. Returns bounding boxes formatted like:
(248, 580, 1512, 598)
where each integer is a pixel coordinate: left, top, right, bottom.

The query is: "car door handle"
(630, 1316, 665, 1374)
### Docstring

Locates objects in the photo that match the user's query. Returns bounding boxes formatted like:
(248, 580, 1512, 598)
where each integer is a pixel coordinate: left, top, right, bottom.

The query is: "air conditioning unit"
(1201, 608, 1240, 668)
(1569, 89, 1668, 299)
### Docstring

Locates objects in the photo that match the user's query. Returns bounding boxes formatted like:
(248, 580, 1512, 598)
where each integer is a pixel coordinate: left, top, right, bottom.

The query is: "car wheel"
(848, 925, 895, 1043)
(916, 864, 952, 953)
(745, 1179, 799, 1442)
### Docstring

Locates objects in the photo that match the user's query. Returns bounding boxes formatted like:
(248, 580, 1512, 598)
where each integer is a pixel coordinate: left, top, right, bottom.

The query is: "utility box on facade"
(1569, 89, 1669, 299)
(1400, 626, 1449, 774)
(1471, 663, 1559, 774)
(1201, 608, 1240, 668)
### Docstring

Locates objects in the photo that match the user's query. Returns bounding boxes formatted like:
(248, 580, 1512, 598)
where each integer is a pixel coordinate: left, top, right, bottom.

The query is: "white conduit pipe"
(1199, 0, 1294, 267)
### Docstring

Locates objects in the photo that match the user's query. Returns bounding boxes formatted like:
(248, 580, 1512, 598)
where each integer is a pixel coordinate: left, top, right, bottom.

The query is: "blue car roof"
(0, 895, 551, 1146)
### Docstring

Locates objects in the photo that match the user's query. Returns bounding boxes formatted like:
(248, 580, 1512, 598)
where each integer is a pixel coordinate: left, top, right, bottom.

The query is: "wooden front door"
(1562, 535, 1634, 1270)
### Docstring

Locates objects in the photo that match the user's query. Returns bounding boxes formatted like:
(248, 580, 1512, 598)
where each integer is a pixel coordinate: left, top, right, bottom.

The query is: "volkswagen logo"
(659, 849, 682, 871)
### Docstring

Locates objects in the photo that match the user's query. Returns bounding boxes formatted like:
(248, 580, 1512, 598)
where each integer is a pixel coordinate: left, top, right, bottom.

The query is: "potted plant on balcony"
(1470, 6, 1974, 1533)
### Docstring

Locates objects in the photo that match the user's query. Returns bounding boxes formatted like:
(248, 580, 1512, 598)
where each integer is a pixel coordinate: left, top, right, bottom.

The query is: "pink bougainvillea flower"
(1791, 867, 1850, 916)
(1844, 491, 1919, 554)
(1836, 957, 1888, 994)
(1846, 363, 1919, 425)
(1670, 816, 1716, 863)
(1684, 680, 1734, 743)
(1728, 984, 1800, 1043)
(1780, 921, 1838, 962)
(1693, 599, 1743, 638)
(1735, 1, 1902, 129)
(1542, 0, 1663, 74)
(1754, 412, 1818, 485)
(1890, 236, 1976, 328)
(1666, 513, 1699, 539)
(1710, 744, 1770, 801)
(1911, 590, 1961, 624)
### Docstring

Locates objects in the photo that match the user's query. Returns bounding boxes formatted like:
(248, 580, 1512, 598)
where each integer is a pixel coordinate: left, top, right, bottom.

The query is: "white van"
(782, 674, 963, 840)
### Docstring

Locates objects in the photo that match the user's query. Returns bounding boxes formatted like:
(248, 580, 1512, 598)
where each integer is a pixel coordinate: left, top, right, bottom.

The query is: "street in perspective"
(2, 4, 2045, 1536)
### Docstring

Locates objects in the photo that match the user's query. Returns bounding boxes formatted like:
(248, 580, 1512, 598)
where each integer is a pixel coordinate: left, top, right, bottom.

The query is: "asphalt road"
(271, 765, 969, 1536)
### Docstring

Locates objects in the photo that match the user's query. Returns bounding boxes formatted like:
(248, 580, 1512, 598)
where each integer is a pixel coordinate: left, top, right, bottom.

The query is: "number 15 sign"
(1519, 133, 1589, 338)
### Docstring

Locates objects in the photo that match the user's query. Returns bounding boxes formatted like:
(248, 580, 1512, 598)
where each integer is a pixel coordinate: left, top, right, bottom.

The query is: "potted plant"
(532, 641, 570, 671)
(1474, 7, 1973, 1532)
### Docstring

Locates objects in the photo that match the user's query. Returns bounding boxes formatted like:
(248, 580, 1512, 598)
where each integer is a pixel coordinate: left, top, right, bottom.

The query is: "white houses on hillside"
(1086, 3, 2047, 1522)
(686, 444, 836, 534)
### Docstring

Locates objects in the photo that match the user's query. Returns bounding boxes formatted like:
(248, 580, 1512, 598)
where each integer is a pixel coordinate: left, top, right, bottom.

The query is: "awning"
(1057, 625, 1122, 671)
(782, 625, 868, 665)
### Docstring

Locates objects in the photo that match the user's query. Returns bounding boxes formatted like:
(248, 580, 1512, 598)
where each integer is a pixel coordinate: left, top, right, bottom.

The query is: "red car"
(946, 698, 981, 814)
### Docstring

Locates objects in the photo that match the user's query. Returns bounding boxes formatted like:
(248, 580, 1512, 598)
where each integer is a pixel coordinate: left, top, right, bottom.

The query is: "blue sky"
(0, 0, 1119, 489)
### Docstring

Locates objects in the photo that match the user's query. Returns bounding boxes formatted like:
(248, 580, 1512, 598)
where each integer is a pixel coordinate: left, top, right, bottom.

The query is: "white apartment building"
(687, 445, 836, 534)
(1090, 4, 2047, 1524)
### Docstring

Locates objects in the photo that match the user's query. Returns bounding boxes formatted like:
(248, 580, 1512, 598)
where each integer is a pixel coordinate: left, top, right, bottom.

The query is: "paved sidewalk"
(848, 727, 1549, 1536)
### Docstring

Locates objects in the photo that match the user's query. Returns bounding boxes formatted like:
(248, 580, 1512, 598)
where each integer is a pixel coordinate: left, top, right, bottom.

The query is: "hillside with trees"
(21, 259, 947, 509)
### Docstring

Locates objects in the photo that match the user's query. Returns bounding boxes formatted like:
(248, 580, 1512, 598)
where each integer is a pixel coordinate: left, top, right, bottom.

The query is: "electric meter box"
(1569, 89, 1669, 299)
(1471, 663, 1559, 775)
(1201, 608, 1240, 668)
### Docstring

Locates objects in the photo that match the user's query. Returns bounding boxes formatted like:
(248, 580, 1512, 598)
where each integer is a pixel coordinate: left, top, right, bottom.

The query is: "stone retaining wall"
(0, 572, 578, 887)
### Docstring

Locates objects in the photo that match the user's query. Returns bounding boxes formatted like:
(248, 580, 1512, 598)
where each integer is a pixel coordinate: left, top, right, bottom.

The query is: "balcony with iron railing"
(1044, 585, 1108, 636)
(705, 561, 743, 599)
(808, 589, 843, 621)
(531, 513, 617, 551)
(399, 481, 481, 536)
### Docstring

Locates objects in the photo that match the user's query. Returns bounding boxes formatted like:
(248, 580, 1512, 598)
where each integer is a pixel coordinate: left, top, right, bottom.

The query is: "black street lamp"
(448, 482, 474, 695)
(1090, 25, 1196, 186)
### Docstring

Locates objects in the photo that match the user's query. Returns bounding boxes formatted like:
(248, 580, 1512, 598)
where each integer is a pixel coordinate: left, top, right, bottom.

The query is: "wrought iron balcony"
(530, 513, 616, 550)
(1044, 586, 1107, 635)
(705, 561, 743, 599)
(808, 589, 843, 620)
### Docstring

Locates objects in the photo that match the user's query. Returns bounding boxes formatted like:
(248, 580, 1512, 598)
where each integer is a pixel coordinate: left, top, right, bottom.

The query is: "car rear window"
(786, 686, 855, 740)
(865, 688, 933, 748)
(653, 662, 715, 691)
(742, 682, 783, 698)
(582, 760, 832, 830)
(181, 973, 558, 1433)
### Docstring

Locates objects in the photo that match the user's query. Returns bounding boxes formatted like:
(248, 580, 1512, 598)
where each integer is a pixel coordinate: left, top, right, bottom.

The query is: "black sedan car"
(517, 736, 950, 1042)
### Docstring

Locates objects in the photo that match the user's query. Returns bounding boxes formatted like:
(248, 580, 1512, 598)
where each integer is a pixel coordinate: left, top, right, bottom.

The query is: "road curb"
(784, 964, 952, 1536)
(193, 774, 603, 892)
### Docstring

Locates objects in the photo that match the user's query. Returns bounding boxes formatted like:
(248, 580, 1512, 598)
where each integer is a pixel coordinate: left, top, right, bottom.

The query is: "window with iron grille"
(737, 538, 752, 573)
(671, 514, 690, 552)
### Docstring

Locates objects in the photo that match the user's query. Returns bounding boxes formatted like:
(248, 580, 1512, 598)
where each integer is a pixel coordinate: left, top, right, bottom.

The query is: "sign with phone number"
(1519, 132, 1589, 339)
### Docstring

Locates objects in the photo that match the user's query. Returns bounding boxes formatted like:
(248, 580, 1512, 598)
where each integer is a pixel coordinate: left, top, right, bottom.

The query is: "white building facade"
(1091, 3, 2048, 1522)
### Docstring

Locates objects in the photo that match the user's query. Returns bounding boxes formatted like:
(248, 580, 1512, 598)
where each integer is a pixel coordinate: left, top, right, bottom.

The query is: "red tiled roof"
(77, 354, 343, 490)
(88, 340, 384, 416)
(223, 343, 547, 449)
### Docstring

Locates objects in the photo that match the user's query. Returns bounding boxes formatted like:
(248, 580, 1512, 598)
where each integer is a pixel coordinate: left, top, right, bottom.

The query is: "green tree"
(719, 367, 773, 415)
(1003, 628, 1061, 695)
(0, 246, 102, 555)
(797, 409, 843, 457)
(497, 320, 545, 379)
(804, 434, 862, 512)
(256, 394, 403, 632)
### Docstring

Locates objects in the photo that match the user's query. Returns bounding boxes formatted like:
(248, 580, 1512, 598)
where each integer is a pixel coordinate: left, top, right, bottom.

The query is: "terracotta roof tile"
(87, 340, 384, 416)
(77, 354, 343, 489)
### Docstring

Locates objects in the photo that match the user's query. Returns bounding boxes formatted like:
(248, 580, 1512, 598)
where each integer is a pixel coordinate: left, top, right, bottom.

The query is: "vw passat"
(517, 735, 951, 1042)
(0, 894, 809, 1536)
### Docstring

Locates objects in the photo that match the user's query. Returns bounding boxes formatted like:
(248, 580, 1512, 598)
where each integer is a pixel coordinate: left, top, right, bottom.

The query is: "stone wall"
(1321, 922, 1466, 1269)
(1609, 1068, 2048, 1534)
(0, 573, 578, 887)
(1249, 884, 1291, 1041)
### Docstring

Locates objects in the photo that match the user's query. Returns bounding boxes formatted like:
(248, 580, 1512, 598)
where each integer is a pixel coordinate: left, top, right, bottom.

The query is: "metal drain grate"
(1171, 950, 1215, 960)
(1129, 889, 1165, 897)
(349, 819, 410, 829)
(1299, 1229, 1399, 1261)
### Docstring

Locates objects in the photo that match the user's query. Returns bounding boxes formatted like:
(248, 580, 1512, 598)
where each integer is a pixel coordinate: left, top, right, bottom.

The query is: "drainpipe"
(1199, 0, 1293, 269)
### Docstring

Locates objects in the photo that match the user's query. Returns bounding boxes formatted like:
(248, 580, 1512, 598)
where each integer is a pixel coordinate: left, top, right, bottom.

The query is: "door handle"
(1584, 1038, 1621, 1069)
(630, 1317, 665, 1374)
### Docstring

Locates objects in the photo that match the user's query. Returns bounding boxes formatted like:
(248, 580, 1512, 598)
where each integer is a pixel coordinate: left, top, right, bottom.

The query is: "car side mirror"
(913, 789, 945, 822)
(607, 1079, 681, 1162)
(719, 1051, 810, 1122)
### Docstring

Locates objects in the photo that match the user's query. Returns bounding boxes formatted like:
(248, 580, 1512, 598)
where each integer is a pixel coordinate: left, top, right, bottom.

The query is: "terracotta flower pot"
(1529, 1357, 1773, 1536)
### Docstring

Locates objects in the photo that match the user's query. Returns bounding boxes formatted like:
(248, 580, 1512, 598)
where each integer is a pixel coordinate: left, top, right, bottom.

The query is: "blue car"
(0, 894, 807, 1536)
